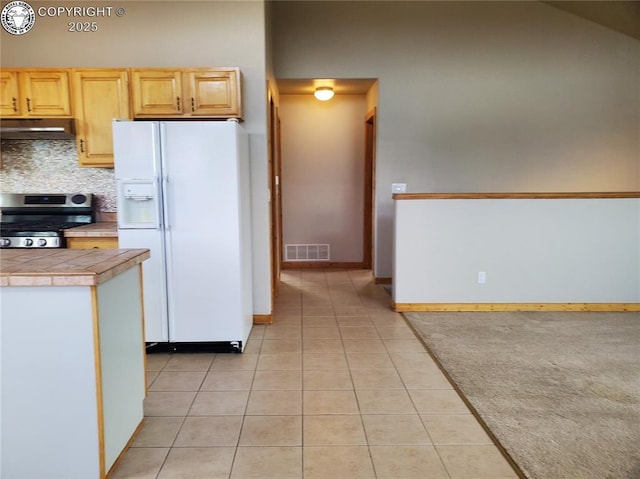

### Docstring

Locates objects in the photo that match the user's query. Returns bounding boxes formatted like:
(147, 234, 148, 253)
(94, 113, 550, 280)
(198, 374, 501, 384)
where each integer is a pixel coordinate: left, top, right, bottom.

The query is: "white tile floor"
(110, 269, 519, 479)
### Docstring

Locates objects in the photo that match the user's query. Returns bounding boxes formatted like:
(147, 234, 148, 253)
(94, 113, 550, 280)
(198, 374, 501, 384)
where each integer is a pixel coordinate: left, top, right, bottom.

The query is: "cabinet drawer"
(67, 237, 119, 249)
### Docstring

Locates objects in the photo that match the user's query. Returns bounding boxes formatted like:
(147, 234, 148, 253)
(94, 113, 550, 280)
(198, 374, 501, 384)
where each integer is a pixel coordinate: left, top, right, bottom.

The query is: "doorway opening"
(273, 79, 378, 274)
(363, 107, 376, 270)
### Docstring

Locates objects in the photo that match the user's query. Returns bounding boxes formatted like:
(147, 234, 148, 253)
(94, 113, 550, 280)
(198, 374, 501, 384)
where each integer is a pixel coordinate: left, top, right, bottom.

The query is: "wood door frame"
(276, 113, 283, 273)
(268, 88, 282, 299)
(363, 107, 377, 270)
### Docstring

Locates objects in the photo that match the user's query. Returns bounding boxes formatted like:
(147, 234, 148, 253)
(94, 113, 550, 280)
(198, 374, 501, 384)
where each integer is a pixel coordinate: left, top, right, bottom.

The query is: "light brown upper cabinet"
(130, 69, 183, 116)
(0, 70, 21, 117)
(186, 69, 241, 117)
(130, 68, 241, 119)
(72, 69, 131, 168)
(1, 70, 72, 117)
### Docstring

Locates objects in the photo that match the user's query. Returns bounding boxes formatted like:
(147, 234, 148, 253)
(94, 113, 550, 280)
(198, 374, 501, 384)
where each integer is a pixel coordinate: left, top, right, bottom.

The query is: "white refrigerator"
(113, 120, 253, 352)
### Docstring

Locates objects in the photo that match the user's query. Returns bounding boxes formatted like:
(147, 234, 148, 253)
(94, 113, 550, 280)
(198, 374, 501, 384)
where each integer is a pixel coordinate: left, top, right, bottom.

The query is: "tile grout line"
(322, 270, 374, 478)
(228, 332, 262, 479)
(300, 285, 306, 479)
(132, 270, 517, 479)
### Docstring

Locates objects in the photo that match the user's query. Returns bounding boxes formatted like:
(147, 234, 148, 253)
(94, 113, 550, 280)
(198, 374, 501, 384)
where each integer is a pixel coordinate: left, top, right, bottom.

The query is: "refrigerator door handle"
(160, 123, 171, 232)
(161, 176, 171, 231)
(153, 178, 163, 230)
(162, 176, 176, 341)
(159, 122, 177, 342)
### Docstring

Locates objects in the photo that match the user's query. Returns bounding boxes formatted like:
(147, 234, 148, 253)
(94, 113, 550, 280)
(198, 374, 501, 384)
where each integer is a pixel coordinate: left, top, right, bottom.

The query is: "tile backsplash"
(0, 139, 116, 211)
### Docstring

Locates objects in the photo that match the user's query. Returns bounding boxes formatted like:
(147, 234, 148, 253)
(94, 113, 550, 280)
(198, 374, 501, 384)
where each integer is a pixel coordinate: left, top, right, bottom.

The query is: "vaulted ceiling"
(276, 1, 640, 96)
(544, 1, 640, 40)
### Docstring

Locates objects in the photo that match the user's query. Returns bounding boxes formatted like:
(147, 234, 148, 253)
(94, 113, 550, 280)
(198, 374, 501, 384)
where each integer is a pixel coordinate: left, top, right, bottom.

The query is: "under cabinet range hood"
(0, 119, 76, 140)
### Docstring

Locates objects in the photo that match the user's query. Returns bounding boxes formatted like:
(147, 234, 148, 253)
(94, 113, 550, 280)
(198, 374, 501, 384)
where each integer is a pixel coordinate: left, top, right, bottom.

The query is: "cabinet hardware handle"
(176, 97, 180, 110)
(80, 139, 85, 153)
(191, 97, 195, 112)
(12, 97, 17, 111)
(26, 98, 31, 112)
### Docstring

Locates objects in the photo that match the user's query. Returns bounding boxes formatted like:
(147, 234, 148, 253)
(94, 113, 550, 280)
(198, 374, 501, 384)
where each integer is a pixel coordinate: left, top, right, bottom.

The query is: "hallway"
(111, 269, 518, 478)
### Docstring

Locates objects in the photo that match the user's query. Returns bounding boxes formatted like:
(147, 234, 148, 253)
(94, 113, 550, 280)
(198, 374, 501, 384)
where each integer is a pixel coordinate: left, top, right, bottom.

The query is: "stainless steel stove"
(0, 193, 94, 248)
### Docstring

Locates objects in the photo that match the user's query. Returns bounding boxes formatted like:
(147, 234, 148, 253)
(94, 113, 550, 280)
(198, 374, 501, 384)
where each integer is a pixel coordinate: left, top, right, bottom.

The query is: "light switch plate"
(392, 183, 407, 193)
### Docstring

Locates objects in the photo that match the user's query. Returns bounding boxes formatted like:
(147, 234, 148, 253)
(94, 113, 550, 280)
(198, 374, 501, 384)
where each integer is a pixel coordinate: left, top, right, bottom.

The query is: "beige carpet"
(404, 311, 640, 479)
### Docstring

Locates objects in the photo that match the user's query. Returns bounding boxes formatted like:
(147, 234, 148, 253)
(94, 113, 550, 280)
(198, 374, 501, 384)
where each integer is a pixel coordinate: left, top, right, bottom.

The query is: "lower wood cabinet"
(67, 237, 119, 249)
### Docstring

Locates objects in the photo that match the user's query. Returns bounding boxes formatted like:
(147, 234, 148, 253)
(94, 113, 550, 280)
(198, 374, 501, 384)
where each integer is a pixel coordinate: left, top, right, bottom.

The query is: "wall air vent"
(285, 244, 330, 262)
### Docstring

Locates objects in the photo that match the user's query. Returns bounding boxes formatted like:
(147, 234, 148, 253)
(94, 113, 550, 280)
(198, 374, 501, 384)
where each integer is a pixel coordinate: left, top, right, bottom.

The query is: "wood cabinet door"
(0, 71, 22, 116)
(73, 70, 130, 168)
(131, 70, 183, 117)
(186, 69, 241, 117)
(20, 71, 72, 117)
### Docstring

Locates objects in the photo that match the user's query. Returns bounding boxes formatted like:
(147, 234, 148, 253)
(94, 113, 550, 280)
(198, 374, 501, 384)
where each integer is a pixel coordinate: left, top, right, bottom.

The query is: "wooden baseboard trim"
(282, 261, 365, 269)
(393, 303, 640, 312)
(393, 191, 640, 200)
(375, 277, 392, 284)
(253, 314, 273, 324)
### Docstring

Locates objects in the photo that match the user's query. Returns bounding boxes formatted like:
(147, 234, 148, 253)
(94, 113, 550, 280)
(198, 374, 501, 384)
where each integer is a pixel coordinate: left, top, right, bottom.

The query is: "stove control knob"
(24, 239, 33, 247)
(37, 238, 47, 247)
(0, 238, 10, 247)
(71, 194, 87, 205)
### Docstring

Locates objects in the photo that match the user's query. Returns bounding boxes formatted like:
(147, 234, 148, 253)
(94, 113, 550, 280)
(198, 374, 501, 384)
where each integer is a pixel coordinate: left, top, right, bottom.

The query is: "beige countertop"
(64, 222, 118, 238)
(0, 248, 149, 287)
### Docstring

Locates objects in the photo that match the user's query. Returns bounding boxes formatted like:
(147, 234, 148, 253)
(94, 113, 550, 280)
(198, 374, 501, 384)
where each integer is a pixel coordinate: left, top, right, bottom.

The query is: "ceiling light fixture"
(314, 86, 334, 101)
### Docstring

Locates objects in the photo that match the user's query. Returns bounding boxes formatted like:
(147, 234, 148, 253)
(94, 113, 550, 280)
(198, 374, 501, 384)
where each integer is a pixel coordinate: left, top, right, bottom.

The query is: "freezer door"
(117, 228, 169, 343)
(113, 120, 161, 180)
(114, 121, 168, 342)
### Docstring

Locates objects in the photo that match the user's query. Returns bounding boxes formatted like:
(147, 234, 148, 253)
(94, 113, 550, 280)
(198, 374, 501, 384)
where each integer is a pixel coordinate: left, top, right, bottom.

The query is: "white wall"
(273, 1, 640, 278)
(1, 1, 272, 315)
(393, 197, 640, 304)
(280, 94, 366, 262)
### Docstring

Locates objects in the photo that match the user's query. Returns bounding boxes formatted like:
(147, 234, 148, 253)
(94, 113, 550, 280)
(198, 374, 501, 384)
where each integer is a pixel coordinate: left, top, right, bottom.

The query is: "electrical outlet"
(392, 183, 407, 193)
(477, 272, 486, 284)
